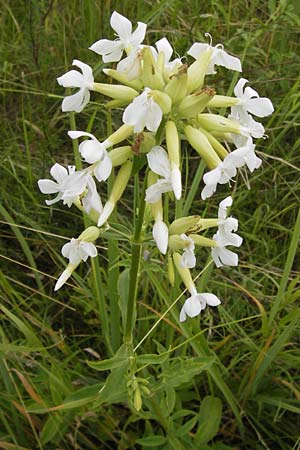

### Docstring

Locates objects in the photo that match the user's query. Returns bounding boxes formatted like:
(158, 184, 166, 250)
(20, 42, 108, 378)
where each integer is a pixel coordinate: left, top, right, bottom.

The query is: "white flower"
(187, 41, 242, 75)
(68, 131, 112, 182)
(153, 220, 169, 254)
(38, 163, 87, 207)
(89, 11, 146, 63)
(232, 78, 274, 122)
(201, 162, 237, 200)
(179, 286, 221, 322)
(123, 88, 163, 132)
(145, 146, 181, 203)
(225, 141, 262, 173)
(230, 113, 265, 146)
(116, 49, 142, 80)
(180, 234, 196, 268)
(211, 229, 242, 268)
(57, 60, 94, 113)
(217, 197, 243, 247)
(61, 238, 98, 265)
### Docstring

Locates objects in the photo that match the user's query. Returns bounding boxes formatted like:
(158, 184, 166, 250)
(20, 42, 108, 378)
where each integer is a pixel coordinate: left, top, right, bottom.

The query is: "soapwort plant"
(38, 10, 274, 429)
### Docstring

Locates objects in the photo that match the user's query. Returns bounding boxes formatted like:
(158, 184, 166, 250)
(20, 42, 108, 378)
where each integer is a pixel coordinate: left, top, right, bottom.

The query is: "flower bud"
(198, 128, 228, 159)
(78, 226, 100, 242)
(195, 218, 219, 231)
(187, 48, 212, 93)
(93, 82, 138, 102)
(142, 47, 164, 90)
(151, 90, 172, 114)
(103, 68, 142, 90)
(166, 121, 181, 199)
(184, 125, 221, 169)
(169, 235, 189, 251)
(164, 65, 188, 103)
(109, 146, 132, 166)
(169, 215, 200, 235)
(177, 87, 215, 118)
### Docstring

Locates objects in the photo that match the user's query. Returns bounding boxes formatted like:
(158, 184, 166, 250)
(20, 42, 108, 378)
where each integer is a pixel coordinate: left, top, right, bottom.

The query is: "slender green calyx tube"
(142, 47, 165, 90)
(168, 255, 175, 286)
(177, 86, 215, 118)
(103, 68, 142, 90)
(187, 48, 212, 93)
(79, 226, 100, 242)
(169, 215, 201, 235)
(109, 146, 132, 166)
(189, 234, 216, 247)
(208, 95, 240, 108)
(193, 218, 219, 232)
(107, 124, 134, 146)
(197, 113, 241, 134)
(184, 125, 222, 169)
(166, 120, 180, 167)
(169, 235, 190, 251)
(93, 83, 138, 102)
(164, 64, 188, 103)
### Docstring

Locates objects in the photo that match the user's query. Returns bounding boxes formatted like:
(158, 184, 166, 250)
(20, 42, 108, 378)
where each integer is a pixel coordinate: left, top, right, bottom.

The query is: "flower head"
(232, 78, 274, 122)
(123, 88, 163, 132)
(188, 40, 242, 75)
(68, 131, 112, 182)
(89, 11, 146, 63)
(38, 163, 87, 207)
(179, 286, 221, 322)
(57, 60, 94, 112)
(145, 146, 180, 203)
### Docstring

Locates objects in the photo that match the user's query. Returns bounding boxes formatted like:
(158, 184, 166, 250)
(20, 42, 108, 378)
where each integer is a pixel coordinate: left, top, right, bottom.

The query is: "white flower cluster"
(38, 11, 273, 321)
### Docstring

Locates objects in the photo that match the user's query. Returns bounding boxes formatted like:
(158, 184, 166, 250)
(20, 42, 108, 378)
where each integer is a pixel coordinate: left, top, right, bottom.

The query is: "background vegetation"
(0, 0, 299, 448)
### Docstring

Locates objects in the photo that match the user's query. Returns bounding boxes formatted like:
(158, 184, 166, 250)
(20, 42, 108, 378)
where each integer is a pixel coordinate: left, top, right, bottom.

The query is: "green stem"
(124, 173, 147, 344)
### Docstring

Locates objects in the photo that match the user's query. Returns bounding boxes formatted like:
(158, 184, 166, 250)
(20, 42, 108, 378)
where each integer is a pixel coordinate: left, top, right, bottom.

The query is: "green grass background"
(0, 0, 300, 449)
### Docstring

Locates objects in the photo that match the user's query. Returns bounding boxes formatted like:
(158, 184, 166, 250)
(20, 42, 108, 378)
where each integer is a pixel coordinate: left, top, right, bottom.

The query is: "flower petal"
(153, 220, 168, 254)
(246, 98, 274, 117)
(145, 179, 173, 203)
(110, 11, 132, 41)
(38, 179, 59, 194)
(57, 70, 83, 88)
(147, 146, 171, 178)
(200, 293, 221, 307)
(94, 154, 113, 182)
(72, 60, 94, 85)
(131, 22, 147, 46)
(61, 88, 89, 113)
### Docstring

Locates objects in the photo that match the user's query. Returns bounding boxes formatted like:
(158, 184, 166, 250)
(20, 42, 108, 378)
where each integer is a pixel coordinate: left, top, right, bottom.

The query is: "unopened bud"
(208, 95, 239, 108)
(184, 125, 221, 169)
(164, 65, 188, 103)
(169, 215, 200, 235)
(107, 124, 134, 146)
(187, 49, 212, 93)
(199, 128, 228, 159)
(189, 234, 216, 247)
(151, 90, 172, 114)
(177, 87, 215, 118)
(109, 146, 132, 166)
(168, 255, 175, 286)
(142, 47, 164, 90)
(173, 252, 194, 293)
(197, 113, 241, 134)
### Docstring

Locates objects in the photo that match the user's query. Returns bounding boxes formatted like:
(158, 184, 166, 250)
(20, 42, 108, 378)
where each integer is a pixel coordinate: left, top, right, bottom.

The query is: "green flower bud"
(177, 86, 215, 118)
(184, 125, 221, 169)
(173, 252, 194, 292)
(164, 65, 188, 103)
(169, 235, 189, 251)
(169, 215, 200, 235)
(187, 48, 212, 93)
(168, 255, 175, 286)
(151, 90, 172, 114)
(142, 47, 164, 90)
(109, 146, 132, 166)
(198, 128, 228, 159)
(166, 120, 180, 167)
(197, 113, 241, 134)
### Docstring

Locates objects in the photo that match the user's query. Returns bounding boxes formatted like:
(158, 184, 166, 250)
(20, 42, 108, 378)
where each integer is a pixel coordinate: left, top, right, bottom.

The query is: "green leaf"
(174, 416, 198, 437)
(40, 414, 67, 445)
(159, 357, 215, 388)
(135, 435, 167, 446)
(195, 396, 223, 445)
(87, 343, 133, 371)
(137, 352, 169, 365)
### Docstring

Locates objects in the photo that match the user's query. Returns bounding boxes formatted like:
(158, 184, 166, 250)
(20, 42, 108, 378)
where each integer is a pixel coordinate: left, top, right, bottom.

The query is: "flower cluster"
(39, 11, 273, 321)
